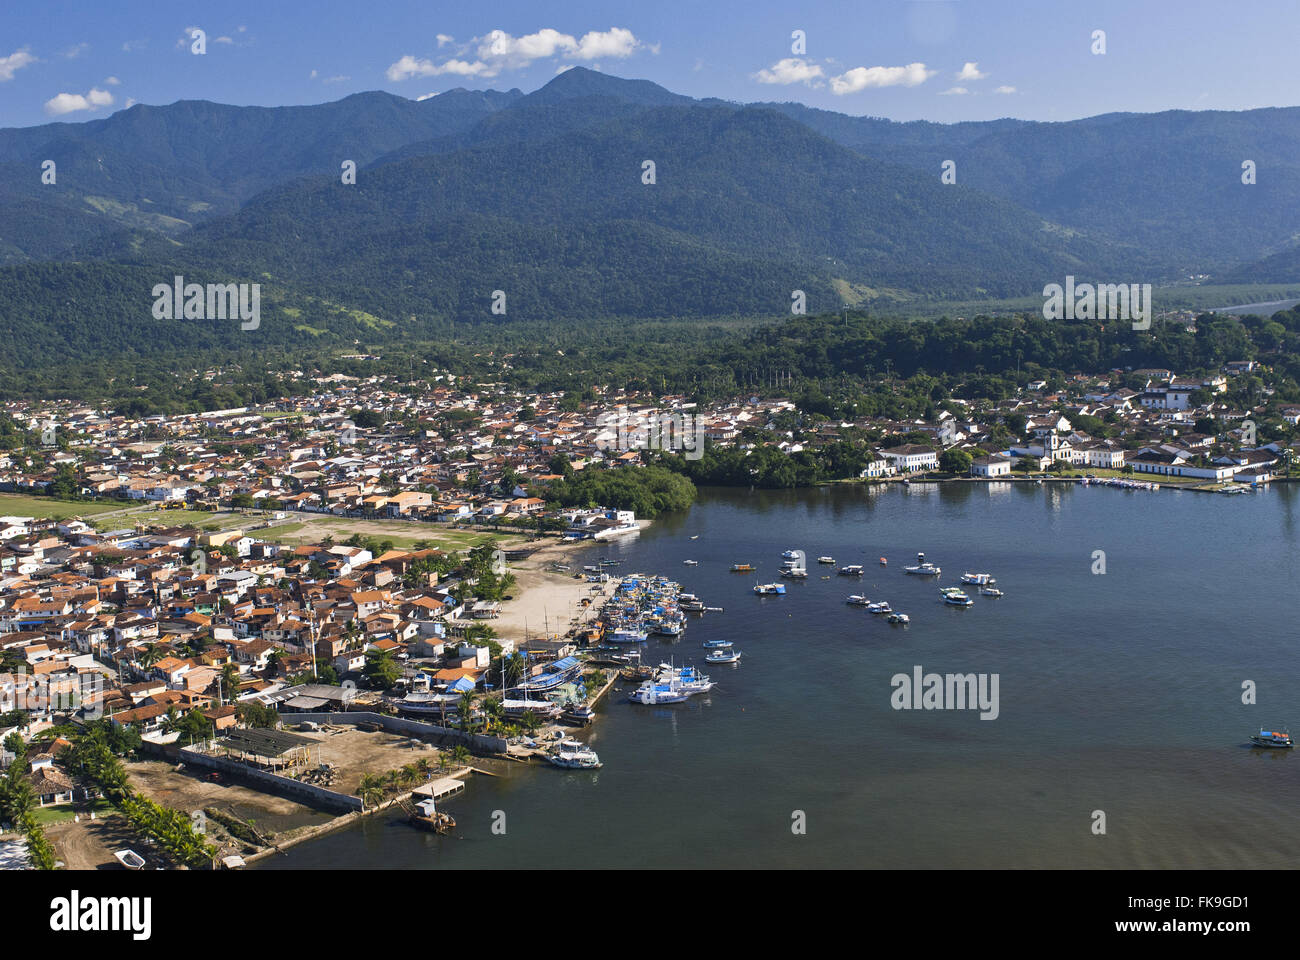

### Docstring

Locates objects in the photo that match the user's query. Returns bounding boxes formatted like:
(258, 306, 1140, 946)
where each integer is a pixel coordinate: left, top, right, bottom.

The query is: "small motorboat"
(780, 567, 808, 579)
(941, 587, 974, 606)
(905, 551, 942, 576)
(980, 586, 1004, 597)
(730, 563, 754, 572)
(867, 601, 892, 614)
(879, 557, 887, 566)
(702, 638, 733, 648)
(114, 849, 147, 870)
(846, 595, 870, 606)
(1250, 728, 1293, 748)
(705, 648, 742, 663)
(960, 572, 995, 585)
(781, 549, 801, 560)
(689, 535, 700, 540)
(683, 559, 699, 565)
(839, 565, 864, 576)
(887, 612, 910, 625)
(817, 556, 835, 564)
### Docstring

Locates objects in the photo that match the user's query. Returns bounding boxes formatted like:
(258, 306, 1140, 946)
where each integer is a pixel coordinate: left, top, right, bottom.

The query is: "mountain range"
(2, 67, 1298, 368)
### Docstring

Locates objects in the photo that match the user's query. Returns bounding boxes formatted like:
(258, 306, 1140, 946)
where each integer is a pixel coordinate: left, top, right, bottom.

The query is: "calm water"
(261, 482, 1300, 869)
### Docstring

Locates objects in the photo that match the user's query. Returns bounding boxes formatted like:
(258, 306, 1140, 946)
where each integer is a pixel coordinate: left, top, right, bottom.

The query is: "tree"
(363, 649, 401, 690)
(939, 448, 973, 474)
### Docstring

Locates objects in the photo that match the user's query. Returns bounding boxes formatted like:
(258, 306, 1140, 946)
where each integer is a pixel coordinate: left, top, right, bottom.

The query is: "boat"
(960, 572, 995, 585)
(560, 702, 597, 726)
(609, 624, 649, 644)
(683, 559, 699, 565)
(942, 588, 974, 606)
(702, 638, 733, 648)
(619, 665, 654, 681)
(648, 618, 685, 637)
(846, 595, 870, 606)
(887, 612, 910, 624)
(780, 567, 808, 579)
(753, 582, 786, 595)
(627, 681, 691, 704)
(867, 601, 892, 614)
(403, 797, 456, 834)
(114, 849, 147, 870)
(779, 559, 800, 569)
(781, 549, 801, 560)
(1250, 728, 1293, 748)
(730, 563, 754, 572)
(905, 552, 942, 576)
(980, 586, 1004, 597)
(817, 556, 835, 564)
(659, 663, 714, 694)
(879, 557, 887, 566)
(679, 596, 706, 612)
(839, 565, 864, 576)
(705, 648, 742, 663)
(689, 535, 700, 539)
(548, 738, 603, 768)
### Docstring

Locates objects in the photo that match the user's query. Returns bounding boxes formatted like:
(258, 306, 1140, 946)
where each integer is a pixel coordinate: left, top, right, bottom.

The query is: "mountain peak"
(528, 67, 691, 107)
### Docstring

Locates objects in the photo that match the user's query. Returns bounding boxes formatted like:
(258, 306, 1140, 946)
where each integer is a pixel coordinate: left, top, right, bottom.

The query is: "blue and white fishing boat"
(754, 582, 786, 595)
(867, 600, 891, 614)
(781, 549, 801, 560)
(941, 587, 974, 606)
(702, 638, 733, 648)
(627, 681, 691, 705)
(846, 595, 870, 606)
(705, 648, 742, 664)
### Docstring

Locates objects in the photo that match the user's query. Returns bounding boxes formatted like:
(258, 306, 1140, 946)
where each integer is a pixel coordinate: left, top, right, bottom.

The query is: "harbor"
(260, 482, 1300, 870)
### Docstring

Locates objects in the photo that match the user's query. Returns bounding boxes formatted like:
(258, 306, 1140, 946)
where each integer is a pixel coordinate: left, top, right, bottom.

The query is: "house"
(970, 456, 1013, 478)
(879, 444, 938, 473)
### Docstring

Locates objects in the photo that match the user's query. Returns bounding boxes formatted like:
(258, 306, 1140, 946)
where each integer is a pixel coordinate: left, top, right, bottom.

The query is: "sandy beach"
(494, 537, 613, 643)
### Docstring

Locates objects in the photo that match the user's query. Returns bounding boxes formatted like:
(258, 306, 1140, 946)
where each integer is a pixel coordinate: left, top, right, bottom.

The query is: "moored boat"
(839, 565, 864, 576)
(705, 648, 742, 663)
(867, 601, 891, 614)
(817, 556, 835, 564)
(548, 738, 603, 768)
(730, 563, 754, 572)
(753, 582, 786, 595)
(1250, 728, 1293, 748)
(846, 595, 870, 606)
(960, 572, 995, 585)
(887, 612, 910, 624)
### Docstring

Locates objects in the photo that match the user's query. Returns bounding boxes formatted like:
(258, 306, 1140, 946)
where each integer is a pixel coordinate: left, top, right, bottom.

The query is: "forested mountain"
(2, 67, 1298, 370)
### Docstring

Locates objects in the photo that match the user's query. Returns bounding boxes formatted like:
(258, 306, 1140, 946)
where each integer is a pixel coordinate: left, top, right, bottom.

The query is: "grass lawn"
(29, 798, 116, 827)
(0, 494, 126, 521)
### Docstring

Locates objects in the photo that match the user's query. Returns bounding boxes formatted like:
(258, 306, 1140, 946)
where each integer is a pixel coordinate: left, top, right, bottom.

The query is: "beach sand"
(494, 538, 611, 643)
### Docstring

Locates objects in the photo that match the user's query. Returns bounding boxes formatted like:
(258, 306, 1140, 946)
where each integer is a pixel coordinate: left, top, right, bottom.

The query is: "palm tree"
(357, 774, 384, 809)
(481, 695, 504, 733)
(139, 644, 164, 669)
(450, 745, 471, 766)
(456, 690, 478, 733)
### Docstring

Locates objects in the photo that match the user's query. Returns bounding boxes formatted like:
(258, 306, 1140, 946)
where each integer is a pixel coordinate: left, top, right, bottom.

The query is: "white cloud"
(994, 85, 1017, 95)
(939, 86, 969, 96)
(177, 27, 202, 49)
(44, 87, 114, 116)
(437, 34, 454, 47)
(214, 36, 234, 45)
(322, 74, 349, 84)
(389, 26, 644, 82)
(62, 43, 89, 59)
(103, 76, 121, 86)
(416, 91, 440, 101)
(122, 39, 147, 53)
(310, 69, 318, 79)
(0, 49, 36, 82)
(572, 27, 639, 60)
(555, 64, 576, 75)
(754, 57, 824, 86)
(956, 62, 986, 81)
(125, 97, 137, 108)
(829, 62, 935, 95)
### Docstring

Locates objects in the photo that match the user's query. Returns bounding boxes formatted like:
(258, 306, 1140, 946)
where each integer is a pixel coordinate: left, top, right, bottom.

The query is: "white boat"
(838, 565, 864, 576)
(702, 639, 733, 648)
(627, 681, 691, 704)
(942, 588, 974, 606)
(781, 549, 801, 560)
(980, 586, 1004, 597)
(960, 572, 995, 585)
(548, 739, 603, 769)
(905, 557, 942, 576)
(683, 559, 699, 565)
(887, 612, 910, 625)
(817, 556, 835, 564)
(705, 649, 742, 663)
(867, 601, 892, 614)
(114, 849, 147, 870)
(593, 521, 640, 540)
(846, 595, 870, 606)
(779, 567, 808, 579)
(754, 582, 786, 595)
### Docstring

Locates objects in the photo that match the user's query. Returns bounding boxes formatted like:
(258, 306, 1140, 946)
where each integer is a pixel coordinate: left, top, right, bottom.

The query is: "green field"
(0, 494, 127, 521)
(28, 799, 116, 827)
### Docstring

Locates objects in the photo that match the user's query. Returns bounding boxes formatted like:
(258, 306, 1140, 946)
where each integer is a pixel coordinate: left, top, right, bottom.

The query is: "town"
(0, 351, 1291, 869)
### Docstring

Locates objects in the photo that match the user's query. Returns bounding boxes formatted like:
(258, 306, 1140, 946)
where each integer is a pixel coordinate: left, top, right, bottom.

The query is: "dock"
(411, 777, 466, 801)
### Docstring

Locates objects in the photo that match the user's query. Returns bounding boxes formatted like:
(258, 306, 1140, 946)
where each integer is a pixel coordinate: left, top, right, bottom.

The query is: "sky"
(1, 0, 1297, 129)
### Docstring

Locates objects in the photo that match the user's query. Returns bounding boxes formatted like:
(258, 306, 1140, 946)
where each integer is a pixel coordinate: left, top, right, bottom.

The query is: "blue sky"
(1, 0, 1295, 128)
